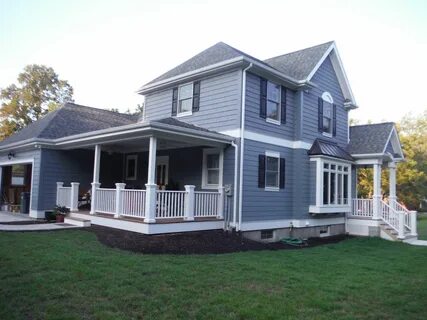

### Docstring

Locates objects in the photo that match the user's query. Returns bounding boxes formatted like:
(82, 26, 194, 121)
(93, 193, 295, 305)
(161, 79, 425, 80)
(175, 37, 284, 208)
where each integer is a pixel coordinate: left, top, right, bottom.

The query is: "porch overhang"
(0, 119, 235, 152)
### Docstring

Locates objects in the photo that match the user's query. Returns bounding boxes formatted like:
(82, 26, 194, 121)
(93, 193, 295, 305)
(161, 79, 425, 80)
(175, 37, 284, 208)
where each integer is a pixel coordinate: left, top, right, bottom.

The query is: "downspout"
(231, 141, 238, 227)
(237, 63, 253, 231)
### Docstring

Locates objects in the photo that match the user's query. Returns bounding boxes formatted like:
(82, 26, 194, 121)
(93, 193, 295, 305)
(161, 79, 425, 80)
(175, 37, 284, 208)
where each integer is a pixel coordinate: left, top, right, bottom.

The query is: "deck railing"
(381, 200, 400, 232)
(56, 182, 79, 211)
(89, 184, 224, 222)
(351, 198, 373, 217)
(194, 191, 220, 217)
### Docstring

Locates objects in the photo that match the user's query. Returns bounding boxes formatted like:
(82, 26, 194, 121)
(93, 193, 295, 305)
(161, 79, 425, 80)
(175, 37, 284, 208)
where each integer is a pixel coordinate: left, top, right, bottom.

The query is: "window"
(310, 158, 351, 214)
(11, 165, 25, 186)
(266, 81, 280, 123)
(322, 161, 350, 206)
(265, 153, 280, 189)
(202, 149, 223, 189)
(178, 83, 193, 116)
(261, 229, 274, 240)
(322, 92, 333, 135)
(156, 156, 169, 187)
(125, 155, 138, 180)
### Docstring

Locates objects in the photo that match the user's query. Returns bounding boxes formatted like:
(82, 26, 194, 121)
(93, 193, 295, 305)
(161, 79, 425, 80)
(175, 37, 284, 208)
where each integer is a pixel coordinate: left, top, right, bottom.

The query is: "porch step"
(64, 217, 91, 227)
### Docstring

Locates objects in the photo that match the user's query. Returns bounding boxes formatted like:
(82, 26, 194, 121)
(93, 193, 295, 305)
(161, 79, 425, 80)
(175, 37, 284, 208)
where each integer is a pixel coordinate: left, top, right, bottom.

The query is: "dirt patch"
(86, 225, 350, 254)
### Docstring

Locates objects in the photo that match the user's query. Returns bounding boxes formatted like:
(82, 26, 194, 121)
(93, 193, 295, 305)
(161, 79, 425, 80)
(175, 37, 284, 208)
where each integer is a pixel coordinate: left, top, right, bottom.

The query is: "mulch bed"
(0, 220, 52, 225)
(87, 225, 350, 254)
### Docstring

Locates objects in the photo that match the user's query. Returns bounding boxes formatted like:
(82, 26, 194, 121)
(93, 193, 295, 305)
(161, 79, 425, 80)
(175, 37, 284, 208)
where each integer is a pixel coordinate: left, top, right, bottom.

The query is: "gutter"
(237, 63, 253, 231)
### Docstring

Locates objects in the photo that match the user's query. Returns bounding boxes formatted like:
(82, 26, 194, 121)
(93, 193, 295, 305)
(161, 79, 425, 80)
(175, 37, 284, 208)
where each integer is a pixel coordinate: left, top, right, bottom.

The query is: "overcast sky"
(1, 0, 426, 123)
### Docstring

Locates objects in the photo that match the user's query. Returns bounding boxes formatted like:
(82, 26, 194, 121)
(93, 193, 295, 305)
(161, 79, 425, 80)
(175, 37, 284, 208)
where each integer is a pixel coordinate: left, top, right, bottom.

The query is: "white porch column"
(90, 144, 101, 215)
(372, 163, 382, 220)
(144, 136, 157, 223)
(388, 162, 397, 209)
(410, 210, 418, 237)
(398, 212, 405, 239)
(114, 183, 126, 218)
(70, 182, 80, 212)
(217, 186, 225, 219)
(56, 182, 64, 205)
(184, 185, 195, 221)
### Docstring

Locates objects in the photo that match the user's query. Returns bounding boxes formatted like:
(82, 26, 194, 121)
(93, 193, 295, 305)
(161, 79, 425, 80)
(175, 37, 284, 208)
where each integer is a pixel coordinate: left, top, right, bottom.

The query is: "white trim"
(125, 154, 138, 180)
(265, 80, 281, 124)
(382, 126, 404, 160)
(321, 92, 333, 103)
(240, 217, 345, 231)
(202, 148, 224, 189)
(306, 42, 356, 105)
(264, 150, 280, 190)
(244, 131, 312, 150)
(29, 209, 45, 219)
(219, 129, 241, 138)
(309, 205, 351, 214)
(0, 158, 34, 166)
(176, 82, 193, 117)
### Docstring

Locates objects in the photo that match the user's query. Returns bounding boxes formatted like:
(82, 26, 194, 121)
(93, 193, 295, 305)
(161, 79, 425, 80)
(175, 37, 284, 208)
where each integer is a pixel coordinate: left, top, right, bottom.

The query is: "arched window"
(321, 92, 334, 135)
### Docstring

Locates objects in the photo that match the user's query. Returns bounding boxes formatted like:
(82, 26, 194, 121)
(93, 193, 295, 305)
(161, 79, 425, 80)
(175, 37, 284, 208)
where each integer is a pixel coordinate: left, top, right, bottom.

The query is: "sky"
(0, 0, 426, 123)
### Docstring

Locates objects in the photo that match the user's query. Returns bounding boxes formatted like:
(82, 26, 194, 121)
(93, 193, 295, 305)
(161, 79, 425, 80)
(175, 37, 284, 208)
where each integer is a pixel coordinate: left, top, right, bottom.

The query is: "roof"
(308, 139, 354, 161)
(347, 122, 395, 155)
(264, 41, 334, 80)
(144, 42, 269, 86)
(0, 103, 138, 147)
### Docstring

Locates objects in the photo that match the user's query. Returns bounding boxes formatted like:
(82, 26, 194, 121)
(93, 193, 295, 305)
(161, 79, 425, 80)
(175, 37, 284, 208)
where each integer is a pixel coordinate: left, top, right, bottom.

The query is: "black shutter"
(281, 86, 287, 124)
(260, 78, 267, 119)
(172, 87, 178, 116)
(332, 104, 337, 136)
(279, 158, 285, 189)
(258, 154, 266, 188)
(318, 97, 323, 132)
(192, 81, 200, 112)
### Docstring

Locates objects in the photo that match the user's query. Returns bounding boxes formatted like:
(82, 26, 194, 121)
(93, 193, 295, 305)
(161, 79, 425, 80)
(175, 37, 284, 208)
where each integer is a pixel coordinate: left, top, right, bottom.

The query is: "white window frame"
(202, 148, 223, 189)
(309, 156, 352, 214)
(264, 151, 280, 192)
(321, 92, 333, 137)
(266, 81, 281, 125)
(125, 155, 138, 180)
(177, 82, 193, 117)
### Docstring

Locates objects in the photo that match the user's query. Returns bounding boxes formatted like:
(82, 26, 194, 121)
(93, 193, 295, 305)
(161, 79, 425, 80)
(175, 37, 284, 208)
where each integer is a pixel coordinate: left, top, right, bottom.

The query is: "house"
(0, 41, 418, 241)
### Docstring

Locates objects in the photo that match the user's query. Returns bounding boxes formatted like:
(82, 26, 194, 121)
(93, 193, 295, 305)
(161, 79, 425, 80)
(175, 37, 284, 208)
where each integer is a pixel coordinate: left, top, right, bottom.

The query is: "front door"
(156, 156, 169, 189)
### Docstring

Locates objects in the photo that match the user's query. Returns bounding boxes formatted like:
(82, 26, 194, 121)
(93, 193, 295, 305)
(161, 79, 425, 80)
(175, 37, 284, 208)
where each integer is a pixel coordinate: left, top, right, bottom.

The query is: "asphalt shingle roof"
(143, 41, 334, 87)
(347, 122, 395, 155)
(264, 41, 333, 80)
(308, 139, 354, 161)
(0, 103, 138, 147)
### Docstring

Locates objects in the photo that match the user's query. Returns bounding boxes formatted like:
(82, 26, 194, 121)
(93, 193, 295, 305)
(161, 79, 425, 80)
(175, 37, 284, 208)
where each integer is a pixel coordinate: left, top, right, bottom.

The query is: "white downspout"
(231, 141, 238, 227)
(237, 63, 253, 231)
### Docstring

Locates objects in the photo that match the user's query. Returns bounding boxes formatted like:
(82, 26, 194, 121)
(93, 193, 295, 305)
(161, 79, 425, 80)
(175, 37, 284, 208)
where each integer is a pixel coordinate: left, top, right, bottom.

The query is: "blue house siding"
(302, 56, 348, 147)
(292, 149, 313, 219)
(144, 69, 242, 132)
(38, 149, 94, 210)
(241, 139, 294, 222)
(245, 72, 296, 140)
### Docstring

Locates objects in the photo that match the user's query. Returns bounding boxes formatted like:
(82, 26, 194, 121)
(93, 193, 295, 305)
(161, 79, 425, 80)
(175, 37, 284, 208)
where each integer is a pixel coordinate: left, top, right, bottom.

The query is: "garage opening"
(0, 164, 32, 214)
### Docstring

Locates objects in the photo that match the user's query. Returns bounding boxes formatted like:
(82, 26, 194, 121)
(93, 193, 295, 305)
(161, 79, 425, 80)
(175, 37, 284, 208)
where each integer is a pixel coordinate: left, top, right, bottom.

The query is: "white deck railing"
(194, 191, 220, 217)
(156, 190, 186, 218)
(351, 198, 373, 217)
(381, 200, 400, 232)
(90, 185, 224, 222)
(57, 187, 72, 208)
(121, 189, 146, 218)
(95, 188, 116, 214)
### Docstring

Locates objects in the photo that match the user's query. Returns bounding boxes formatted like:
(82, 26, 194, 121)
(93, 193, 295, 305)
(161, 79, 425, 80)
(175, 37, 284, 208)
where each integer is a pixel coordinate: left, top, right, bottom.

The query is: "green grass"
(418, 213, 427, 240)
(1, 231, 427, 320)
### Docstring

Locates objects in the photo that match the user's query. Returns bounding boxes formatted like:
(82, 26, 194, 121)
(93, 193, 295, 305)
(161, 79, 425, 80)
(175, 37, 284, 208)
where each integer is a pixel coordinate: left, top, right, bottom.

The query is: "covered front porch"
(55, 118, 235, 233)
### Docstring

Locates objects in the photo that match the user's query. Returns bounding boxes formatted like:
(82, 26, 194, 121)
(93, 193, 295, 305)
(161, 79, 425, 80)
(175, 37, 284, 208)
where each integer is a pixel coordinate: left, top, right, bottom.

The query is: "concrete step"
(64, 217, 91, 227)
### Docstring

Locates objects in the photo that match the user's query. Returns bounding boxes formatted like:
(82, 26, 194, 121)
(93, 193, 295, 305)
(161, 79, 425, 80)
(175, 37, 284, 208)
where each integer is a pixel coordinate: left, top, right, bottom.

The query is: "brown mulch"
(0, 220, 52, 225)
(86, 225, 350, 255)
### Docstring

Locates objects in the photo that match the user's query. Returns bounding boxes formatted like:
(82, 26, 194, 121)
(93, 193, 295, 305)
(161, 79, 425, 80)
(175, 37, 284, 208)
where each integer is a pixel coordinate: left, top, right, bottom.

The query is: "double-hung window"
(202, 149, 223, 189)
(265, 153, 280, 189)
(266, 81, 280, 123)
(178, 83, 193, 116)
(319, 92, 336, 136)
(126, 155, 138, 180)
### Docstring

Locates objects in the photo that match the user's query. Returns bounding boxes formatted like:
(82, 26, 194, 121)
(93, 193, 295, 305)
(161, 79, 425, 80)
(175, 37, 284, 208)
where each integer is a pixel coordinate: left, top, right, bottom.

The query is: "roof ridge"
(38, 108, 62, 138)
(64, 102, 136, 118)
(350, 122, 395, 128)
(264, 41, 334, 62)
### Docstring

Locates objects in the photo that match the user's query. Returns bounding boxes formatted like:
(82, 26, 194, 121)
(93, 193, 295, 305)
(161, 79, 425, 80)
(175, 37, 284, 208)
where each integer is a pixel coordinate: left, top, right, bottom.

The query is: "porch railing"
(351, 198, 373, 217)
(56, 182, 79, 211)
(381, 200, 400, 233)
(89, 184, 224, 222)
(194, 191, 220, 217)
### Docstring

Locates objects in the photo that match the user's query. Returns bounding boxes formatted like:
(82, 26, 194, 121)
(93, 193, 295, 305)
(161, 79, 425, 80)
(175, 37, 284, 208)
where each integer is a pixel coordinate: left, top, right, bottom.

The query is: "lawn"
(1, 230, 427, 320)
(418, 213, 427, 240)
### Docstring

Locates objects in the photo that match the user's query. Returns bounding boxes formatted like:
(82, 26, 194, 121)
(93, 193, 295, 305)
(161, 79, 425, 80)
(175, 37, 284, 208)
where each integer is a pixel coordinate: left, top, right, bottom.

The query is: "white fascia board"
(309, 155, 354, 164)
(243, 131, 312, 150)
(382, 126, 404, 160)
(309, 205, 351, 214)
(306, 42, 357, 105)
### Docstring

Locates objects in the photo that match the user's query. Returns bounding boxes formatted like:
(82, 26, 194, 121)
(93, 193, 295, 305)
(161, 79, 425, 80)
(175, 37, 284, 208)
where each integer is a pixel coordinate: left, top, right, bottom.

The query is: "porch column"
(70, 182, 80, 212)
(114, 183, 126, 218)
(388, 162, 397, 209)
(372, 163, 382, 220)
(144, 136, 157, 223)
(217, 186, 225, 219)
(184, 185, 195, 221)
(90, 144, 101, 215)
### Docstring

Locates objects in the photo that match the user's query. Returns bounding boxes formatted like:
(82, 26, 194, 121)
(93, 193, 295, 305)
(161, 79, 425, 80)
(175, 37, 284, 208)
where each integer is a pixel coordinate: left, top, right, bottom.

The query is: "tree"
(0, 64, 73, 140)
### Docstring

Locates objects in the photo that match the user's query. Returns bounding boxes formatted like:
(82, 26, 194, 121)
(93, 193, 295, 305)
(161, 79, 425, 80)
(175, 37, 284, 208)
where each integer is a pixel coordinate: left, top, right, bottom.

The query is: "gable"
(311, 56, 345, 103)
